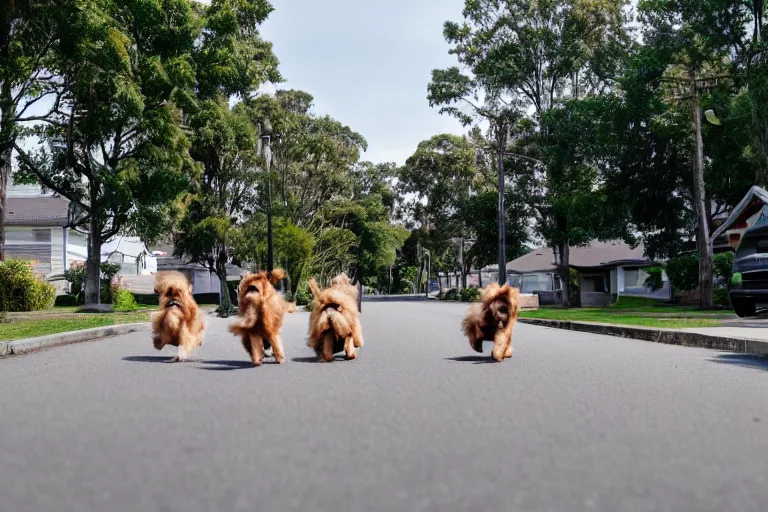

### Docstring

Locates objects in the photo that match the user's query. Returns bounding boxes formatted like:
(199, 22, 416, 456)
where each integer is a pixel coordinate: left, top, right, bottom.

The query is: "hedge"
(0, 259, 56, 312)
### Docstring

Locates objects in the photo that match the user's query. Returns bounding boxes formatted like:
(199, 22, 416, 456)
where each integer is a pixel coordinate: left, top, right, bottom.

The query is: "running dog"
(307, 273, 364, 362)
(228, 269, 296, 366)
(461, 283, 520, 362)
(151, 271, 206, 362)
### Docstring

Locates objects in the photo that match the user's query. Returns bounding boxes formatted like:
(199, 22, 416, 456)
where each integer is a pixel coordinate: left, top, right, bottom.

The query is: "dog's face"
(238, 269, 285, 310)
(482, 283, 519, 329)
(154, 271, 193, 311)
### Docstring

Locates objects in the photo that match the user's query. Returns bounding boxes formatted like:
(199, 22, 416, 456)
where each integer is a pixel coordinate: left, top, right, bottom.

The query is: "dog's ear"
(307, 278, 321, 297)
(268, 268, 285, 284)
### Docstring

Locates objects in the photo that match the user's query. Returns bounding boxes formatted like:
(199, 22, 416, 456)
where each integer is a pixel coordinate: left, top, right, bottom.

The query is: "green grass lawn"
(519, 308, 723, 328)
(0, 311, 152, 341)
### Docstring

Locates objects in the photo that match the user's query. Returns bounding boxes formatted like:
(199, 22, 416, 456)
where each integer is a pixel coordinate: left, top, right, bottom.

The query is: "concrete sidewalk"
(519, 318, 768, 355)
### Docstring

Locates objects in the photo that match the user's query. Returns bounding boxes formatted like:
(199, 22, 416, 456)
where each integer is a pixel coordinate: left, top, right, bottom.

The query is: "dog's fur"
(228, 268, 296, 366)
(151, 271, 206, 361)
(461, 283, 520, 362)
(307, 273, 364, 362)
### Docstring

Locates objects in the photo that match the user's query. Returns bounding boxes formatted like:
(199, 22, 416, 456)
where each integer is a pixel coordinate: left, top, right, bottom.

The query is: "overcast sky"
(258, 0, 467, 165)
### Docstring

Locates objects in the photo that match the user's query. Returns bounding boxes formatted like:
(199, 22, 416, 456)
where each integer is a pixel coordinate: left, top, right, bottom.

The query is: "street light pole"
(260, 122, 274, 273)
(497, 126, 507, 286)
(424, 249, 431, 298)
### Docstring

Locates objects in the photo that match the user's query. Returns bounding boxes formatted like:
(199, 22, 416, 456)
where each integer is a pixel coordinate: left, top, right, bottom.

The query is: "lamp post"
(423, 249, 431, 298)
(260, 121, 274, 273)
(497, 126, 507, 285)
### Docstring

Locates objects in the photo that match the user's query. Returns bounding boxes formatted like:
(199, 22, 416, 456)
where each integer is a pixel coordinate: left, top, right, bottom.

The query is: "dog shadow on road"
(445, 355, 500, 365)
(197, 360, 261, 371)
(708, 353, 768, 372)
(122, 355, 180, 364)
(291, 356, 349, 363)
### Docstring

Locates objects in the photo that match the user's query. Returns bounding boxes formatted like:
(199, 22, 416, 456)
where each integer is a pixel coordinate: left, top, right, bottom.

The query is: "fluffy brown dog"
(228, 268, 296, 366)
(307, 273, 364, 362)
(151, 271, 206, 362)
(461, 283, 520, 362)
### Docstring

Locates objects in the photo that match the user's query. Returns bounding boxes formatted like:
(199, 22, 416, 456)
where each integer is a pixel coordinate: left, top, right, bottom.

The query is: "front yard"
(519, 297, 732, 329)
(0, 310, 152, 341)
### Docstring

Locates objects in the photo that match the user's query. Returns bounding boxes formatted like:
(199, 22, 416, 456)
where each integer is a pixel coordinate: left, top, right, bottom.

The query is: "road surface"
(1, 302, 767, 511)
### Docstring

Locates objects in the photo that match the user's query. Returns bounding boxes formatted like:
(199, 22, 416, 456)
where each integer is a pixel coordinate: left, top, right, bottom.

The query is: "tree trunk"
(460, 237, 467, 289)
(692, 81, 714, 309)
(216, 252, 233, 316)
(556, 241, 571, 308)
(0, 145, 10, 261)
(0, 78, 16, 261)
(84, 215, 102, 305)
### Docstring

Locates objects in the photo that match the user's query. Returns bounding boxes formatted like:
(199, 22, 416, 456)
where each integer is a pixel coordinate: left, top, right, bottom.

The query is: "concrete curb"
(0, 323, 150, 358)
(518, 318, 768, 355)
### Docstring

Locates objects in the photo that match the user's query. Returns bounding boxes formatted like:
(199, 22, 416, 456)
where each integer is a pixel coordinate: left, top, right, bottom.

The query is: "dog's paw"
(472, 340, 483, 353)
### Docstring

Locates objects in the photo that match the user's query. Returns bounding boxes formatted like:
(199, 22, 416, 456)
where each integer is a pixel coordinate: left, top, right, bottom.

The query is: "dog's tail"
(228, 306, 257, 336)
(461, 305, 484, 353)
(308, 278, 322, 298)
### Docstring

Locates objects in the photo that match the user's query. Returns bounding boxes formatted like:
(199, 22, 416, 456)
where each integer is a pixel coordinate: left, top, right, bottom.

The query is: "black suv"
(729, 224, 768, 317)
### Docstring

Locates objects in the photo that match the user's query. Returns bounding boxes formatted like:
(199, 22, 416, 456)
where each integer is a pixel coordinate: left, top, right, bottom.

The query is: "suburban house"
(147, 243, 245, 296)
(4, 194, 88, 292)
(497, 240, 672, 307)
(3, 180, 157, 292)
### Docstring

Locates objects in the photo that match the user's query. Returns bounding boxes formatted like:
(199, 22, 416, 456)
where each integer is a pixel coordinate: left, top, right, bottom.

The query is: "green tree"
(173, 101, 262, 315)
(0, 0, 61, 258)
(14, 0, 198, 304)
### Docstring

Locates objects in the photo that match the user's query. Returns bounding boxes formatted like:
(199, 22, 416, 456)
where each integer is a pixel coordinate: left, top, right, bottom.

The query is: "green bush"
(441, 288, 459, 301)
(0, 259, 56, 312)
(294, 285, 312, 306)
(64, 261, 124, 304)
(661, 253, 735, 293)
(643, 266, 664, 291)
(713, 287, 729, 308)
(112, 288, 139, 312)
(714, 252, 734, 284)
(665, 254, 699, 292)
(55, 294, 80, 307)
(460, 287, 482, 302)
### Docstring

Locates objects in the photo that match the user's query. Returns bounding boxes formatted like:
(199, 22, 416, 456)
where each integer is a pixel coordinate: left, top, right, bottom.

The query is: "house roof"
(4, 196, 70, 226)
(711, 186, 768, 241)
(101, 237, 152, 259)
(501, 240, 648, 274)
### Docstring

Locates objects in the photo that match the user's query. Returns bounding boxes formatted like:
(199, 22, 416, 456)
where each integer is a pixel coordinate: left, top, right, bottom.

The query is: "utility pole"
(497, 124, 507, 285)
(663, 71, 729, 309)
(260, 122, 274, 273)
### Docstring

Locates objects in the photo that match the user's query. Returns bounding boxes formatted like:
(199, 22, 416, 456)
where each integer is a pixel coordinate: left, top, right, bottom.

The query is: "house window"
(625, 269, 640, 287)
(5, 244, 52, 274)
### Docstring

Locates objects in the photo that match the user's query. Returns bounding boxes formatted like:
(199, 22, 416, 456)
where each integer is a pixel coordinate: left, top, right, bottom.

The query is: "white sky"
(258, 0, 467, 165)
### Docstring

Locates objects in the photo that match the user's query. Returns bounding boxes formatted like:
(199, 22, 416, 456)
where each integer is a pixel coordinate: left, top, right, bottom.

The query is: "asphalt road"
(1, 302, 768, 512)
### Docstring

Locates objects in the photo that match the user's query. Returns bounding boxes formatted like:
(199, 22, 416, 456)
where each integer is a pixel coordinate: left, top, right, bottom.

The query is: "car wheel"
(731, 298, 756, 318)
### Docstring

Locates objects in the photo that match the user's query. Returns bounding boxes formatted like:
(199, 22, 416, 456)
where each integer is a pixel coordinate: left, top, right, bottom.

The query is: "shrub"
(441, 288, 459, 301)
(460, 287, 482, 302)
(64, 261, 124, 304)
(112, 288, 139, 312)
(713, 287, 729, 308)
(714, 252, 734, 285)
(665, 254, 699, 292)
(294, 285, 311, 306)
(643, 266, 664, 291)
(55, 294, 80, 307)
(0, 259, 56, 312)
